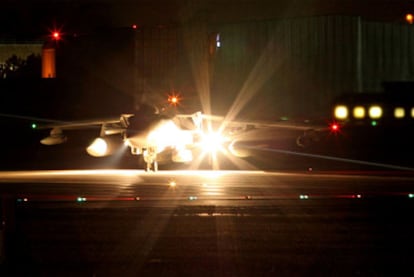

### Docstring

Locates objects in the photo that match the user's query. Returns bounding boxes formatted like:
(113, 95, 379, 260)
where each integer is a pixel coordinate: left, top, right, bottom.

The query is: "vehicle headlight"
(353, 106, 365, 119)
(369, 105, 382, 119)
(394, 107, 405, 119)
(334, 105, 348, 120)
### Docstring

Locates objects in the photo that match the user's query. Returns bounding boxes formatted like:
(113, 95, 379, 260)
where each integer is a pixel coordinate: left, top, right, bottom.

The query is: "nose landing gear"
(143, 147, 158, 172)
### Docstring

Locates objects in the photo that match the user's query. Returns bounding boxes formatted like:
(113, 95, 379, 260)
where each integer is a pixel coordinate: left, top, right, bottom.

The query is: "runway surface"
(0, 169, 414, 276)
(1, 169, 414, 203)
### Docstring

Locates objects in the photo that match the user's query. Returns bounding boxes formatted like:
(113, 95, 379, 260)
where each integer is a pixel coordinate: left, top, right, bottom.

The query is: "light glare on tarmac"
(0, 170, 143, 184)
(1, 169, 413, 182)
(0, 169, 414, 204)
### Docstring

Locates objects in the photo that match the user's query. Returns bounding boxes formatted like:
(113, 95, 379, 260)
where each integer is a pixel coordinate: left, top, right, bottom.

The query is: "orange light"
(406, 13, 414, 24)
(42, 48, 56, 78)
(168, 93, 181, 106)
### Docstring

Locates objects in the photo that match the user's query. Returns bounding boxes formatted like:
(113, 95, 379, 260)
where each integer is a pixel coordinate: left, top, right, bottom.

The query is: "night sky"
(2, 0, 414, 39)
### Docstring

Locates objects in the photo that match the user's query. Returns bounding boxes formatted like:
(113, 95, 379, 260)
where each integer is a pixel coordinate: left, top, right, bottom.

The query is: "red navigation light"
(47, 25, 64, 41)
(52, 31, 61, 40)
(330, 122, 340, 132)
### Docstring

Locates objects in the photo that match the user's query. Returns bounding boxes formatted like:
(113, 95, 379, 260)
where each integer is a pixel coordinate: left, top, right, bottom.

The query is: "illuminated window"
(411, 107, 414, 118)
(353, 106, 365, 119)
(369, 105, 383, 119)
(334, 105, 348, 120)
(394, 107, 405, 119)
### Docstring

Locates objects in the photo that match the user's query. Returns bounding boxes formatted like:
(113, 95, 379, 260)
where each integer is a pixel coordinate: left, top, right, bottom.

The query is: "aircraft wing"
(197, 113, 335, 148)
(199, 113, 327, 130)
(37, 114, 134, 145)
(174, 112, 328, 131)
(37, 114, 134, 129)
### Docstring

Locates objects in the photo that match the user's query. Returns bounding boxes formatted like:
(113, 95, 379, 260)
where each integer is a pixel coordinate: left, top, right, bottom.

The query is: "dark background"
(2, 0, 414, 170)
(2, 1, 414, 37)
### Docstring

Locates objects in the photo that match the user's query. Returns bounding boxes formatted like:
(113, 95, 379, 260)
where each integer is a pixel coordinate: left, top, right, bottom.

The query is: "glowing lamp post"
(406, 14, 413, 24)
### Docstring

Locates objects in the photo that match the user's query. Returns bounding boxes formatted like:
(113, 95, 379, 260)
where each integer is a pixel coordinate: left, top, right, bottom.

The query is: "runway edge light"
(77, 197, 87, 202)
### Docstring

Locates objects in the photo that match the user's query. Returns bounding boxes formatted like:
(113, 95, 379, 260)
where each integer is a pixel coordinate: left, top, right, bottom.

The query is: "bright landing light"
(201, 131, 226, 153)
(190, 130, 228, 170)
(147, 120, 193, 152)
(86, 138, 108, 157)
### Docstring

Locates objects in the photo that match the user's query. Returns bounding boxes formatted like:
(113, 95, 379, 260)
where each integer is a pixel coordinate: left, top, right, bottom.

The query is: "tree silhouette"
(0, 54, 41, 79)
